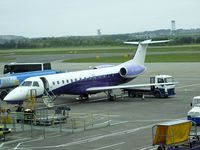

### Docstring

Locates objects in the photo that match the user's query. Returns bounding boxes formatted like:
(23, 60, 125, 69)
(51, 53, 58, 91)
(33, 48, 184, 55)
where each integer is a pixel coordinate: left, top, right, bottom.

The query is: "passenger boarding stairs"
(42, 89, 57, 107)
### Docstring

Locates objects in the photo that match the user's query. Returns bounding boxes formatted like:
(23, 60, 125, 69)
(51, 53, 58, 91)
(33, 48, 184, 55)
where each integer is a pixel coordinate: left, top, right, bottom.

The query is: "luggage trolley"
(152, 120, 200, 150)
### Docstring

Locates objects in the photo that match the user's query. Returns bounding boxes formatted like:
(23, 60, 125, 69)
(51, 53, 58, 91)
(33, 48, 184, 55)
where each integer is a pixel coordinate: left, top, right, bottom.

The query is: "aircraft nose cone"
(3, 87, 27, 101)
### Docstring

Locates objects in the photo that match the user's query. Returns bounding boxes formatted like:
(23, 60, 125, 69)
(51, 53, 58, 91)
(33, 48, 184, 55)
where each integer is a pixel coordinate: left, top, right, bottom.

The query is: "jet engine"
(119, 64, 146, 78)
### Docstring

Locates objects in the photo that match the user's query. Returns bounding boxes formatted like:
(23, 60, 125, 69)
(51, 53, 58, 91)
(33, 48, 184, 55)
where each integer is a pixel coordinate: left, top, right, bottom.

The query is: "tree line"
(1, 36, 200, 49)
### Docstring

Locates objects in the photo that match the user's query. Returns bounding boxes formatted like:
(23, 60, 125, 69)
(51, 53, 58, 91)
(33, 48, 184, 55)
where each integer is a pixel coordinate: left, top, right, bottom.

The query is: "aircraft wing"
(86, 82, 177, 92)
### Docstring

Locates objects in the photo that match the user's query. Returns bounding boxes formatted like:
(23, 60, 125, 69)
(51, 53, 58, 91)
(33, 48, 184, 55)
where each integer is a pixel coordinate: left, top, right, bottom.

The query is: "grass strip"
(63, 53, 200, 63)
(0, 57, 15, 61)
(0, 45, 200, 55)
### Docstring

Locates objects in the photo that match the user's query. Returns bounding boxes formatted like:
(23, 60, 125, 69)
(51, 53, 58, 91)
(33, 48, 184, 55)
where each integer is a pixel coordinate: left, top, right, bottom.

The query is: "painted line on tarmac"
(14, 138, 43, 150)
(176, 83, 200, 89)
(93, 142, 126, 150)
(14, 118, 186, 149)
(0, 138, 31, 148)
(110, 118, 183, 125)
(128, 118, 182, 123)
(14, 134, 70, 150)
(111, 121, 129, 126)
(73, 134, 103, 142)
(139, 146, 158, 150)
(18, 124, 154, 149)
(139, 146, 157, 150)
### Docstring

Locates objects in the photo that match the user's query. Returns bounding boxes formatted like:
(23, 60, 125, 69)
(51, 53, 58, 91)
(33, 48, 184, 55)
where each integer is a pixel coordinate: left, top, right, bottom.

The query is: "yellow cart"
(0, 126, 11, 141)
(152, 120, 199, 150)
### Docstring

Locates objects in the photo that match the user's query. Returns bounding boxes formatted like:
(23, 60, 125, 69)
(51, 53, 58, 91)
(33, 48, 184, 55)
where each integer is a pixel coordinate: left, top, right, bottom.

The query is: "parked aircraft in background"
(4, 39, 171, 103)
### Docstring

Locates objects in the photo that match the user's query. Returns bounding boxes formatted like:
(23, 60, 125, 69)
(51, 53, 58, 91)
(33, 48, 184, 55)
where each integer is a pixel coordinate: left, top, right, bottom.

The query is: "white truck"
(123, 75, 176, 98)
(187, 96, 200, 124)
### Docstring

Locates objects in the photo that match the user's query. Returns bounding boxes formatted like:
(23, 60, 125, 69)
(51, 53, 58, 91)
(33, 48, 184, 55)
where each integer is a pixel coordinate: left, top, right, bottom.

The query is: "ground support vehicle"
(35, 116, 67, 126)
(187, 96, 200, 124)
(0, 126, 11, 141)
(35, 106, 71, 126)
(123, 75, 176, 98)
(15, 106, 71, 126)
(3, 62, 51, 74)
(152, 120, 200, 150)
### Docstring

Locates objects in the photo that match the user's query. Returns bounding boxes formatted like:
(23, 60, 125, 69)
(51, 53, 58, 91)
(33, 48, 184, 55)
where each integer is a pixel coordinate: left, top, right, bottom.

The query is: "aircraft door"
(40, 77, 49, 94)
(150, 77, 155, 91)
(156, 77, 166, 93)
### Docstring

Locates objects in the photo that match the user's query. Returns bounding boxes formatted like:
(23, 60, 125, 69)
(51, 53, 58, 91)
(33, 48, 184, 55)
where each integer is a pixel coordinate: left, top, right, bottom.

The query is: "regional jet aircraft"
(4, 40, 170, 103)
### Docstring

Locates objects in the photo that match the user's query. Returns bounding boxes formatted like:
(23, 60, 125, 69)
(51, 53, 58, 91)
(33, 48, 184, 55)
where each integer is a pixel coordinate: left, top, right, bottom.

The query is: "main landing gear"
(79, 90, 117, 101)
(107, 90, 116, 101)
(79, 94, 89, 101)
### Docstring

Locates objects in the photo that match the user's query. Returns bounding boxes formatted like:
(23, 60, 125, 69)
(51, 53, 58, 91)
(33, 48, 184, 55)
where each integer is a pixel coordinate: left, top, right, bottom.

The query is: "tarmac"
(0, 61, 200, 150)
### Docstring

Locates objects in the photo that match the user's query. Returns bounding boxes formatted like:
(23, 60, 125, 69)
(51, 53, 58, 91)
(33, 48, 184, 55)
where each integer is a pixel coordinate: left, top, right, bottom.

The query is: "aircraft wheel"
(7, 109, 11, 113)
(154, 92, 161, 98)
(131, 93, 136, 98)
(80, 95, 89, 101)
(0, 90, 8, 100)
(108, 95, 116, 101)
(157, 146, 163, 150)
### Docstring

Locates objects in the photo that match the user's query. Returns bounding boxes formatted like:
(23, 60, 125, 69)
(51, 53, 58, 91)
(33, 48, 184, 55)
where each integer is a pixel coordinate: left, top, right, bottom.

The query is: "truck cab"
(187, 96, 200, 124)
(150, 75, 175, 98)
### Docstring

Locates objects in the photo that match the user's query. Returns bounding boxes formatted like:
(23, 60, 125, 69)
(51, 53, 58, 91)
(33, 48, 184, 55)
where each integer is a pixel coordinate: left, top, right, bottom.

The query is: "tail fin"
(123, 39, 170, 65)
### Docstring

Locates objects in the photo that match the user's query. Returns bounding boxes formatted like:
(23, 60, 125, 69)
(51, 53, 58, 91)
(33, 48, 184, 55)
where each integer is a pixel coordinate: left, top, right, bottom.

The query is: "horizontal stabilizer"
(124, 40, 170, 45)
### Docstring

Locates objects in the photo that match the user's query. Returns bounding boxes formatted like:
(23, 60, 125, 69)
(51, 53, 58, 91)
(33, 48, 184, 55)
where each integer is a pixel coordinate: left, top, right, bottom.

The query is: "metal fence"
(0, 110, 110, 139)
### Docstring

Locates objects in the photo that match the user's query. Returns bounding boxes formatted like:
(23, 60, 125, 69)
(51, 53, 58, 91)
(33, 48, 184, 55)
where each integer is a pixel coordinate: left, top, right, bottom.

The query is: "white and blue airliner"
(4, 40, 170, 103)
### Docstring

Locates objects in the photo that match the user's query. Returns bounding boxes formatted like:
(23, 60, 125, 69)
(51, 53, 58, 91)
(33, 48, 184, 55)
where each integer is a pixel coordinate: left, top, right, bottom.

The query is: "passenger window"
(57, 81, 59, 84)
(71, 79, 73, 82)
(33, 81, 39, 87)
(53, 81, 55, 85)
(66, 80, 69, 83)
(62, 80, 64, 84)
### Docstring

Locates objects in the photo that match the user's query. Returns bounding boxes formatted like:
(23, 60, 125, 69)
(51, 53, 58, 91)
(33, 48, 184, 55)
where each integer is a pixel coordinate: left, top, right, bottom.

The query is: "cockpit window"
(195, 104, 200, 107)
(22, 81, 32, 86)
(157, 78, 164, 83)
(164, 77, 174, 83)
(33, 81, 39, 87)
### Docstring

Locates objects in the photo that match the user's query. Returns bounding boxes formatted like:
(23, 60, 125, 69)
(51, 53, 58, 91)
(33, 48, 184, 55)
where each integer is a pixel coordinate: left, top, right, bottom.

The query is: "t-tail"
(121, 39, 170, 66)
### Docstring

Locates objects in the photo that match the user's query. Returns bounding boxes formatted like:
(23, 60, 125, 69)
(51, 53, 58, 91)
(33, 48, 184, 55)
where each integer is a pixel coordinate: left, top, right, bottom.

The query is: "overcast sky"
(0, 0, 200, 38)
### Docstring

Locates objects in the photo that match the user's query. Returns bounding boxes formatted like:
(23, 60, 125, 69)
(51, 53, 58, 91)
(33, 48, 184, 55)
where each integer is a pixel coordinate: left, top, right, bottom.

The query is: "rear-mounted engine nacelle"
(119, 64, 146, 78)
